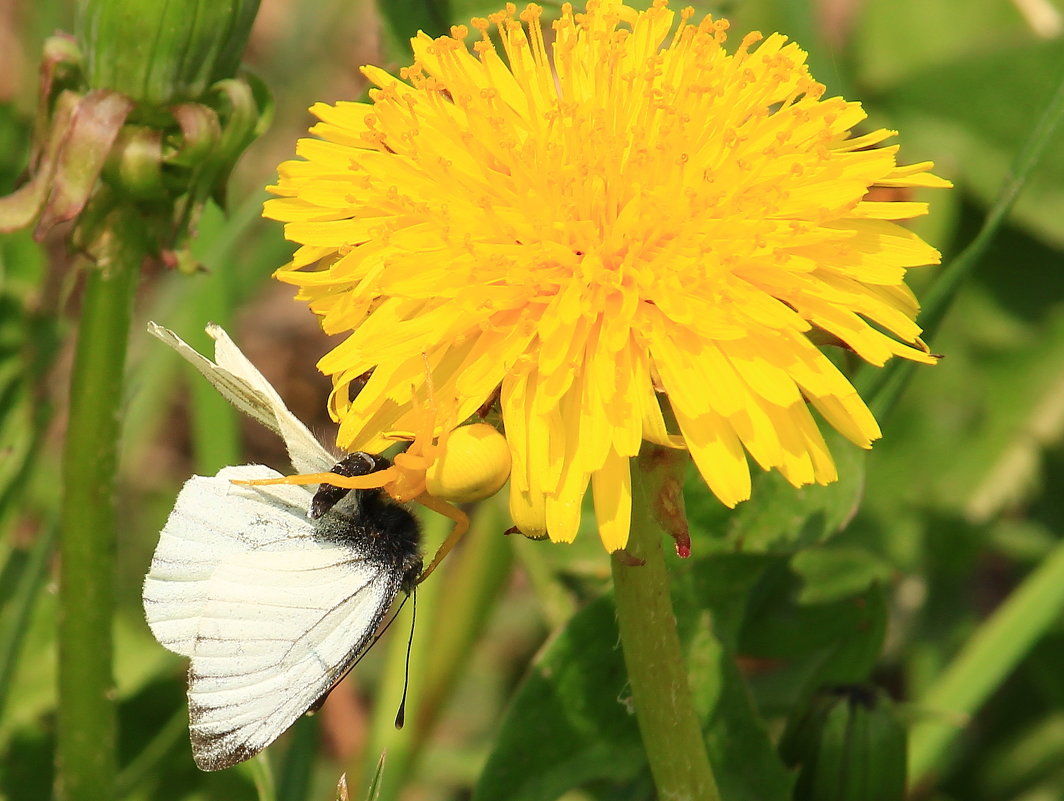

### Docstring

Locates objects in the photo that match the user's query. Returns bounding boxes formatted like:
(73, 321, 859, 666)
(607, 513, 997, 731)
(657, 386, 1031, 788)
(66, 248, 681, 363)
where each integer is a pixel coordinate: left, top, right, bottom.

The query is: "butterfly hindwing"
(186, 545, 405, 771)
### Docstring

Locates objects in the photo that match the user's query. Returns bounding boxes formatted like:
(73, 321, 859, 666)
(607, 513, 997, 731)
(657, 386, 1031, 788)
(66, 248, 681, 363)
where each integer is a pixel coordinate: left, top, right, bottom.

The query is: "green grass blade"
(0, 521, 57, 719)
(908, 537, 1064, 783)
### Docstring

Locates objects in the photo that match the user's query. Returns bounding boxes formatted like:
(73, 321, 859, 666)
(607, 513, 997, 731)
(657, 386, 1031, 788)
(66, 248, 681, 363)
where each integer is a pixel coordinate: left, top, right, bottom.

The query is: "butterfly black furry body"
(143, 454, 421, 772)
(311, 453, 423, 595)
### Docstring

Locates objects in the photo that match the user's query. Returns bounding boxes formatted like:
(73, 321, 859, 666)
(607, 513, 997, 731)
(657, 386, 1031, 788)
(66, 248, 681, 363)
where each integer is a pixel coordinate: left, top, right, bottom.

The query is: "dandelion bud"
(1, 0, 267, 263)
(77, 0, 260, 105)
(780, 685, 907, 801)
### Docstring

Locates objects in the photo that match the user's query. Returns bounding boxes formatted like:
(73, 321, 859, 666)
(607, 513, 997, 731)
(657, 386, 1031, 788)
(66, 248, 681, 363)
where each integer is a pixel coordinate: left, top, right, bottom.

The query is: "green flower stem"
(908, 536, 1064, 784)
(612, 458, 721, 801)
(57, 203, 146, 801)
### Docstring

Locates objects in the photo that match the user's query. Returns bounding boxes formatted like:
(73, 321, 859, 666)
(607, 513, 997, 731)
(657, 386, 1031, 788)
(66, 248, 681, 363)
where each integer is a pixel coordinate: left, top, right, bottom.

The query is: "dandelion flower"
(264, 0, 951, 552)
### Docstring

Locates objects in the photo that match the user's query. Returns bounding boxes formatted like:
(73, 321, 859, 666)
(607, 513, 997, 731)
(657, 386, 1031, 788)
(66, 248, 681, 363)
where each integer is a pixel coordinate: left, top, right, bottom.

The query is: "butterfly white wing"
(143, 322, 417, 770)
(146, 322, 334, 474)
(143, 464, 319, 657)
(187, 546, 404, 771)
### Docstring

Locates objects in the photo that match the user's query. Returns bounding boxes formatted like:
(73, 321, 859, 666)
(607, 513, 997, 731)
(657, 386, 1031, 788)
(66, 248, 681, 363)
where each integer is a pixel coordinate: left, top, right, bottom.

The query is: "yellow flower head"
(265, 1, 950, 552)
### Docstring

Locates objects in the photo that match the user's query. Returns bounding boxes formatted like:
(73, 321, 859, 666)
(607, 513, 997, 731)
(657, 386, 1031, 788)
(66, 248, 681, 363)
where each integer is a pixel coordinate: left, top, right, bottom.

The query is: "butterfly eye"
(309, 451, 380, 519)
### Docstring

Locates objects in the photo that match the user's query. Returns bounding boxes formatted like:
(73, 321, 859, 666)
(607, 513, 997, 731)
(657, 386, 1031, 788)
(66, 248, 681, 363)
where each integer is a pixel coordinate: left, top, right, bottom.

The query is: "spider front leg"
(415, 493, 469, 584)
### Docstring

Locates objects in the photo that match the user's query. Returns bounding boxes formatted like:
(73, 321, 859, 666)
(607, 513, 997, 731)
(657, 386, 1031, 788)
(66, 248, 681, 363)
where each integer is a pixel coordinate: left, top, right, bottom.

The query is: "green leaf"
(854, 0, 1036, 89)
(274, 715, 319, 801)
(676, 570, 795, 799)
(0, 223, 54, 524)
(687, 428, 866, 555)
(1, 583, 58, 739)
(862, 217, 1064, 522)
(686, 553, 779, 650)
(474, 568, 794, 801)
(973, 712, 1064, 800)
(790, 546, 894, 605)
(472, 596, 645, 801)
(376, 0, 451, 62)
(740, 566, 889, 695)
(0, 523, 56, 723)
(363, 752, 387, 801)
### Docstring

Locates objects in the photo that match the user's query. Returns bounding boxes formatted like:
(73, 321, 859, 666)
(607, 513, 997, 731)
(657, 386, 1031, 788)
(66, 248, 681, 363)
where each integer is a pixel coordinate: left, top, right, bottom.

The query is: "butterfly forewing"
(143, 465, 316, 657)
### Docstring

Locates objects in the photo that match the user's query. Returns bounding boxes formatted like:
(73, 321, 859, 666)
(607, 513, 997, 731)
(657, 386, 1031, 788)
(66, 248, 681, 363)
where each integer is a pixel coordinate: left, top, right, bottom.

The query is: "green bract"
(780, 685, 908, 801)
(77, 0, 260, 106)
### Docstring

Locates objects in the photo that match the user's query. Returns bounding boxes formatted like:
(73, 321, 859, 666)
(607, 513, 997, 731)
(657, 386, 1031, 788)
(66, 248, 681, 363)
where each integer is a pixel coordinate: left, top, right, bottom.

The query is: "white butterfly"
(142, 323, 421, 771)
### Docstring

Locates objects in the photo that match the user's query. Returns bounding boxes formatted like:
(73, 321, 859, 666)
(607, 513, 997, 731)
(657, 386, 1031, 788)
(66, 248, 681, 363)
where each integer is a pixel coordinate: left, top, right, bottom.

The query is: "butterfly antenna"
(395, 585, 417, 729)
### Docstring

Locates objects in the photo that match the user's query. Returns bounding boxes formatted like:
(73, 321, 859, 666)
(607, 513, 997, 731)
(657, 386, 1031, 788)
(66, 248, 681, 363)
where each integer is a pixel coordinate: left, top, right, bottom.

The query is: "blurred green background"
(2, 1, 1064, 800)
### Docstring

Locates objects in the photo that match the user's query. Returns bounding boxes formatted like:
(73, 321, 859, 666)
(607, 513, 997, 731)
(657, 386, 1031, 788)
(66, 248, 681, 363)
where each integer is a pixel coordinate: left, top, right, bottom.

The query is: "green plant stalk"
(862, 59, 1064, 420)
(57, 205, 145, 801)
(908, 536, 1064, 784)
(612, 458, 721, 801)
(187, 266, 240, 474)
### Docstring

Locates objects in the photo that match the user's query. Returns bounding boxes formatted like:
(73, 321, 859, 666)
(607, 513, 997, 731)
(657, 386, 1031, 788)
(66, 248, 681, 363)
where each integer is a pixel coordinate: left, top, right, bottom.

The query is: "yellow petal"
(592, 448, 632, 551)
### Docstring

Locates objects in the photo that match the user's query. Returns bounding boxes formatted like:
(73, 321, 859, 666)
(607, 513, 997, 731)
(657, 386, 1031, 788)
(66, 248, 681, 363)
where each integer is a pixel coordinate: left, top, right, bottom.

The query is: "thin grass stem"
(909, 537, 1064, 784)
(862, 59, 1064, 420)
